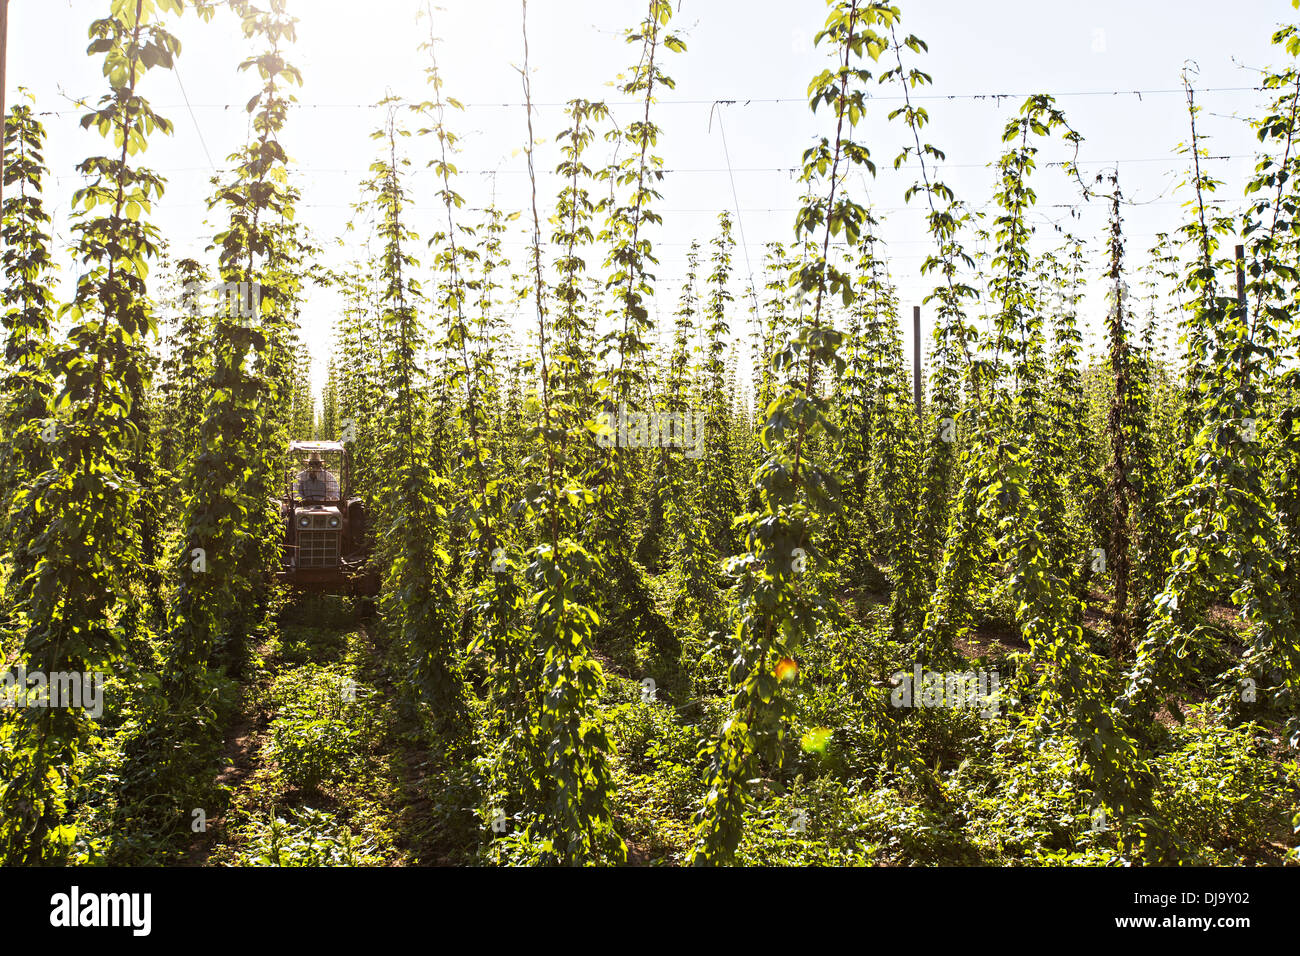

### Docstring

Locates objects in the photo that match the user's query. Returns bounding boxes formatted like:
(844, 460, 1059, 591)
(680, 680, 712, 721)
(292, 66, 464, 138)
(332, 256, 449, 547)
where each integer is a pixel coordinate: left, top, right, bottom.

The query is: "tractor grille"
(298, 530, 340, 568)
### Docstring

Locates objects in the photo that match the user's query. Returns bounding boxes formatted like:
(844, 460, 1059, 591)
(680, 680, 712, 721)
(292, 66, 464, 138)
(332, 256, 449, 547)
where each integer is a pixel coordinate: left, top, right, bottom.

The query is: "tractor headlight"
(328, 516, 340, 528)
(298, 515, 310, 528)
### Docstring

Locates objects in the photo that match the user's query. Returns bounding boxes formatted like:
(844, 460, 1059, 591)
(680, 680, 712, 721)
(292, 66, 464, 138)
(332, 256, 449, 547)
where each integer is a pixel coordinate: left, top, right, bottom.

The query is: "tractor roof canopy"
(289, 440, 346, 454)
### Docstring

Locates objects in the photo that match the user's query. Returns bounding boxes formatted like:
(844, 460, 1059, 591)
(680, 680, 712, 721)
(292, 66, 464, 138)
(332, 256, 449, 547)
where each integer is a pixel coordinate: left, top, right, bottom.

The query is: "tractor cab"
(277, 440, 375, 594)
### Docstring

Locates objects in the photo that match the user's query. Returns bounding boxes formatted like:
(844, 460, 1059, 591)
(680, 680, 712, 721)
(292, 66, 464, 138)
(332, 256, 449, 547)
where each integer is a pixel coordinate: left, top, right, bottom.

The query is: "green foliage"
(1151, 714, 1291, 862)
(0, 97, 57, 519)
(266, 665, 364, 792)
(506, 1, 627, 863)
(0, 0, 185, 864)
(366, 102, 466, 729)
(239, 807, 380, 866)
(4, 0, 1299, 873)
(689, 0, 897, 865)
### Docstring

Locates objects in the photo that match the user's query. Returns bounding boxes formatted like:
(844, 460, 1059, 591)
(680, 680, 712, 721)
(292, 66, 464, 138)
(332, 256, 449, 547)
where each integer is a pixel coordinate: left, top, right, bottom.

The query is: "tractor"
(276, 440, 378, 596)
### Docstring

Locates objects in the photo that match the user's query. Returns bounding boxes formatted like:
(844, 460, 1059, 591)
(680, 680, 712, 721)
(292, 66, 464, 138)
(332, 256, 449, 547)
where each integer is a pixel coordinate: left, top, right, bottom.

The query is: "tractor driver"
(296, 452, 340, 501)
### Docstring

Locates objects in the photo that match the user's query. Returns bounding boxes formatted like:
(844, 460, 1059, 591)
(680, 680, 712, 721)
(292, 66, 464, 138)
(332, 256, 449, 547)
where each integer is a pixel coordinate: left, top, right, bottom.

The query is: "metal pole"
(912, 304, 922, 414)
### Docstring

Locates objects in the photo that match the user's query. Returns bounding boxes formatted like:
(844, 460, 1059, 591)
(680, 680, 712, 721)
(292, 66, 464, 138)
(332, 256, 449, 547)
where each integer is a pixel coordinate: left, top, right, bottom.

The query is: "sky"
(5, 0, 1295, 404)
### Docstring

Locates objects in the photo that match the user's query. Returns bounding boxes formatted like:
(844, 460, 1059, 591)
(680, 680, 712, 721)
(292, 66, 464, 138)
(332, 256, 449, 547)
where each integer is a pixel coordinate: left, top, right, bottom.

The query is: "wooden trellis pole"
(1, 0, 9, 216)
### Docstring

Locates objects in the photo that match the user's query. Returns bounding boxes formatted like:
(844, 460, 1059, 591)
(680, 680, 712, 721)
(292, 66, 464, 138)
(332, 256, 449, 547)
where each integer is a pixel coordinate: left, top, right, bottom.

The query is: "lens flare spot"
(801, 727, 833, 754)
